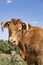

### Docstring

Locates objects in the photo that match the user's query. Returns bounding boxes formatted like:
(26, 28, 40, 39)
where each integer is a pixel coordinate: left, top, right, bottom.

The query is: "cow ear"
(1, 21, 10, 31)
(22, 23, 26, 30)
(22, 23, 31, 31)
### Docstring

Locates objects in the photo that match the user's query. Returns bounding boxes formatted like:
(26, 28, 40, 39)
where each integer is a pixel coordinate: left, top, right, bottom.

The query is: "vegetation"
(0, 54, 27, 65)
(0, 40, 27, 65)
(0, 40, 19, 54)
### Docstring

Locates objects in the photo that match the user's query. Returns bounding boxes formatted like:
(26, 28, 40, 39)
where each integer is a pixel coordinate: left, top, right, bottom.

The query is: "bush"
(0, 40, 27, 65)
(0, 40, 19, 54)
(0, 54, 27, 65)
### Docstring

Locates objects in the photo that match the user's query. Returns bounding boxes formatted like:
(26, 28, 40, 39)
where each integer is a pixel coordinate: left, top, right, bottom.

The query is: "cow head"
(1, 19, 31, 46)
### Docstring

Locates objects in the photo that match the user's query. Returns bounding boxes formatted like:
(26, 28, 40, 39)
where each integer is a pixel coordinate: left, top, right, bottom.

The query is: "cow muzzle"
(8, 38, 18, 46)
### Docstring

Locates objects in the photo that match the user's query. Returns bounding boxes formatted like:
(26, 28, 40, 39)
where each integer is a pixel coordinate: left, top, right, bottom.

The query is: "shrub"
(0, 54, 27, 65)
(0, 40, 19, 54)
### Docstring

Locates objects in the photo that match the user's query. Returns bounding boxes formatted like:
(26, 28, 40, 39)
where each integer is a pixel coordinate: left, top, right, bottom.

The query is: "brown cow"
(1, 18, 43, 65)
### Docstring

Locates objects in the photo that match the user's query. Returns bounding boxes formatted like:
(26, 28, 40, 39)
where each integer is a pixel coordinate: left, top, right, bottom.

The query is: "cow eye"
(17, 27, 21, 32)
(17, 29, 21, 32)
(18, 29, 21, 31)
(16, 29, 21, 33)
(8, 22, 10, 25)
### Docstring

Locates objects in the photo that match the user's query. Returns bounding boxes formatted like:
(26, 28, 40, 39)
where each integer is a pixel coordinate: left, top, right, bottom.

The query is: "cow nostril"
(10, 39, 13, 42)
(14, 41, 16, 43)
